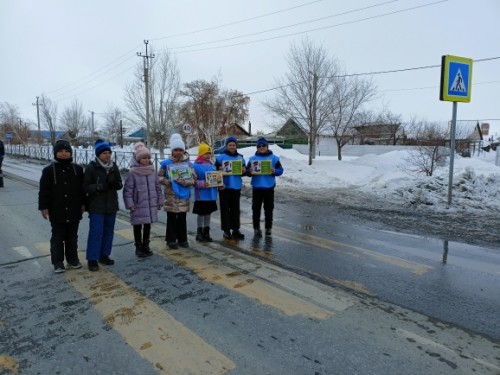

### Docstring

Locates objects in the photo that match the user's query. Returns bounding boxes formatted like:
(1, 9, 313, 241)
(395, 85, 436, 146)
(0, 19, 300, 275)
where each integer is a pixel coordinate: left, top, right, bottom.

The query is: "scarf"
(130, 159, 154, 176)
(96, 157, 114, 173)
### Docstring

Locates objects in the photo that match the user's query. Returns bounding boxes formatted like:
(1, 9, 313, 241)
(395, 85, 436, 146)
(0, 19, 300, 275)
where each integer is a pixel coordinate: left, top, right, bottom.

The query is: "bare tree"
(0, 102, 33, 144)
(179, 77, 250, 148)
(101, 105, 123, 146)
(327, 74, 376, 160)
(60, 99, 87, 143)
(0, 102, 20, 139)
(264, 38, 340, 165)
(403, 119, 448, 176)
(39, 94, 58, 145)
(124, 49, 180, 157)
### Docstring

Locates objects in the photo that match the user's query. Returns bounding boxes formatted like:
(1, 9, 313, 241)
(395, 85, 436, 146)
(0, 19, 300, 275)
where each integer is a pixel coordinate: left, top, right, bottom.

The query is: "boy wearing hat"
(83, 139, 123, 271)
(215, 136, 247, 240)
(246, 137, 284, 236)
(158, 133, 195, 249)
(38, 140, 85, 273)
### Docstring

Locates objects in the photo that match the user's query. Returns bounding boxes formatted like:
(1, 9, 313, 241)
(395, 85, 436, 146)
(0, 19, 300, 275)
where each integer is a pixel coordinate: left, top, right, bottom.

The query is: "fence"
(5, 145, 163, 171)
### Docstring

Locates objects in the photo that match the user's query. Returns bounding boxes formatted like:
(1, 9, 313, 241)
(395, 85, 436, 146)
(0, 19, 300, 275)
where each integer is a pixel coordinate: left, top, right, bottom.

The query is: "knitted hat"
(256, 137, 269, 147)
(225, 136, 238, 146)
(134, 142, 151, 160)
(169, 133, 185, 151)
(197, 141, 211, 156)
(95, 139, 111, 156)
(53, 140, 72, 157)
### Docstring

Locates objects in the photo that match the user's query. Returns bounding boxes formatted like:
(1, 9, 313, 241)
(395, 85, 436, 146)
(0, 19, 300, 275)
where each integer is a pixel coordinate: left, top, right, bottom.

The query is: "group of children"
(38, 133, 283, 273)
(39, 139, 122, 273)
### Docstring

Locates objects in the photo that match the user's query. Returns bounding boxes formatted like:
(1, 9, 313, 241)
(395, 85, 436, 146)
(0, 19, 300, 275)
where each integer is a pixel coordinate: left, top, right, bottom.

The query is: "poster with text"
(250, 160, 272, 175)
(221, 160, 242, 175)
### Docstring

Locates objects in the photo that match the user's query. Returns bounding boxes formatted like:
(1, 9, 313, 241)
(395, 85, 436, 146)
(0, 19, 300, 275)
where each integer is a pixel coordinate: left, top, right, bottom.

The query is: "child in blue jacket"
(246, 137, 284, 237)
(192, 142, 218, 242)
(158, 134, 195, 249)
(215, 136, 246, 240)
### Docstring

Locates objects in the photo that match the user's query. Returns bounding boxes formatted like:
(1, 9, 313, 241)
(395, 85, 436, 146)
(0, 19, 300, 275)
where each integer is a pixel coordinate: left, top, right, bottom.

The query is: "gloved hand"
(96, 182, 108, 192)
(109, 180, 123, 190)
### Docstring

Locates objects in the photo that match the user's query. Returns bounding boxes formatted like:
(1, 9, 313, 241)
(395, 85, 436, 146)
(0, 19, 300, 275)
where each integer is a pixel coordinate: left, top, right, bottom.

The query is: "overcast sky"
(1, 0, 499, 136)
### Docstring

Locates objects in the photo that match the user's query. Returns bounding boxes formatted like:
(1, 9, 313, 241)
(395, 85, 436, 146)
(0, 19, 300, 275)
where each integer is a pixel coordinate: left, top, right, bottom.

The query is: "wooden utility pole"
(88, 110, 95, 143)
(137, 40, 154, 147)
(32, 96, 41, 144)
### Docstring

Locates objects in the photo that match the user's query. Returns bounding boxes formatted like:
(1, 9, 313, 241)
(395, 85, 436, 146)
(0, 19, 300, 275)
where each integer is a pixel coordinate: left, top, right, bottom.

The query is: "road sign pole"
(447, 101, 458, 206)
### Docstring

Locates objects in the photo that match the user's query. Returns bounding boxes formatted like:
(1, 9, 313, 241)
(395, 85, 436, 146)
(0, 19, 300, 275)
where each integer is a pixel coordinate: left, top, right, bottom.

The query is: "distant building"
(276, 118, 308, 143)
(353, 122, 401, 145)
(125, 128, 146, 143)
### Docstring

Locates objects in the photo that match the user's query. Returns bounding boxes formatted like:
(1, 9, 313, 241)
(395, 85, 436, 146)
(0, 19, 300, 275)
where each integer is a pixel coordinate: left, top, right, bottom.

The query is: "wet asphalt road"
(244, 192, 500, 341)
(1, 173, 500, 374)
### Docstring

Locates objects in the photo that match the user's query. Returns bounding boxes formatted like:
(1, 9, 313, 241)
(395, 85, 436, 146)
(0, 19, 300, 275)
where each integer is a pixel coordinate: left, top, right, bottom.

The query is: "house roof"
(127, 128, 146, 138)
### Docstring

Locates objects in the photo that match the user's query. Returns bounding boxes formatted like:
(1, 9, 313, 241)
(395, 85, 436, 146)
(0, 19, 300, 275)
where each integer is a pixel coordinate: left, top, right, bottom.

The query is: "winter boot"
(135, 242, 148, 257)
(203, 227, 213, 242)
(143, 240, 153, 256)
(196, 227, 206, 242)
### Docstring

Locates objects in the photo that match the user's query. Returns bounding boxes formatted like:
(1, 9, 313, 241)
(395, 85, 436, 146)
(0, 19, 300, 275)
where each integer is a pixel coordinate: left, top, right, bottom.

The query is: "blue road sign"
(440, 55, 473, 103)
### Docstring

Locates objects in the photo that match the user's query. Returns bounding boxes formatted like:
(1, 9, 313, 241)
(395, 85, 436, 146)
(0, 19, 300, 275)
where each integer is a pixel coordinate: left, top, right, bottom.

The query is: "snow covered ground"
(4, 143, 500, 213)
(3, 143, 500, 246)
(239, 144, 500, 214)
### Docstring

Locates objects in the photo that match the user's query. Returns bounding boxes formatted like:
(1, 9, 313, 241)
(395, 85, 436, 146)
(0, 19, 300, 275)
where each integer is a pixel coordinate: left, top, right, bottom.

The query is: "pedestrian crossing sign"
(440, 55, 473, 102)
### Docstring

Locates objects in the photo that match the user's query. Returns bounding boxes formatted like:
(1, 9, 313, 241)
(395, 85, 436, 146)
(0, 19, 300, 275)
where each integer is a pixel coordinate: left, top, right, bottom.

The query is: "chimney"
(248, 121, 252, 136)
(481, 123, 490, 136)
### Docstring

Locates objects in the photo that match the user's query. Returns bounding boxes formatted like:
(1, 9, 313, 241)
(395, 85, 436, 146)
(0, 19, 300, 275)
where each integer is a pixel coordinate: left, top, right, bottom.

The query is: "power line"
(40, 0, 445, 105)
(164, 0, 399, 51)
(168, 0, 448, 54)
(241, 56, 500, 97)
(149, 0, 324, 41)
(54, 63, 137, 104)
(47, 45, 141, 96)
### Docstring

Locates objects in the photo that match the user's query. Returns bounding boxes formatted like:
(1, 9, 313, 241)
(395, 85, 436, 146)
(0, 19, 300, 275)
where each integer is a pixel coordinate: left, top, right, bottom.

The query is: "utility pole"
(310, 71, 318, 164)
(137, 40, 154, 147)
(119, 119, 124, 148)
(89, 111, 95, 143)
(32, 96, 41, 145)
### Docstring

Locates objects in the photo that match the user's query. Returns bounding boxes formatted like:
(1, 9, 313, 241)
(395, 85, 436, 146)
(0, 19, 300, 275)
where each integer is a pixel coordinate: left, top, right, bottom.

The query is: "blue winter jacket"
(246, 150, 283, 189)
(215, 150, 246, 190)
(159, 157, 193, 200)
(193, 157, 218, 201)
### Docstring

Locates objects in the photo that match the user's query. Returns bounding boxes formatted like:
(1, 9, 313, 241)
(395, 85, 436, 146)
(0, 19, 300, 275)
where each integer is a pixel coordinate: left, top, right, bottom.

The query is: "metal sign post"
(440, 55, 473, 206)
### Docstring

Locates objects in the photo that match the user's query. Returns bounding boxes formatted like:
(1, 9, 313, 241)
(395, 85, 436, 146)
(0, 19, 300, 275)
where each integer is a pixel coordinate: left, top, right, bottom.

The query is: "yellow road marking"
(34, 242, 235, 374)
(249, 225, 433, 276)
(116, 229, 334, 320)
(0, 355, 19, 374)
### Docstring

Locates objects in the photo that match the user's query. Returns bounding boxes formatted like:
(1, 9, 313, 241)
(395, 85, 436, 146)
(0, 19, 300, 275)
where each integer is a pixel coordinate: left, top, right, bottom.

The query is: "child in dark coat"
(38, 140, 85, 273)
(83, 139, 123, 271)
(123, 142, 163, 257)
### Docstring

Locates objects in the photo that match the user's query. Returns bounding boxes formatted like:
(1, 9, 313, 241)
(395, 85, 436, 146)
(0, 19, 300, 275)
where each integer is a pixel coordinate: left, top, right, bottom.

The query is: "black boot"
(203, 227, 213, 242)
(143, 240, 153, 256)
(196, 227, 206, 242)
(135, 242, 148, 257)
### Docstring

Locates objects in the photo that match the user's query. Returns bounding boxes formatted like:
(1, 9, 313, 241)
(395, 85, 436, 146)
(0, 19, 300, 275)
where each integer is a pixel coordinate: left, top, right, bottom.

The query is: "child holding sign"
(246, 137, 284, 237)
(192, 142, 219, 242)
